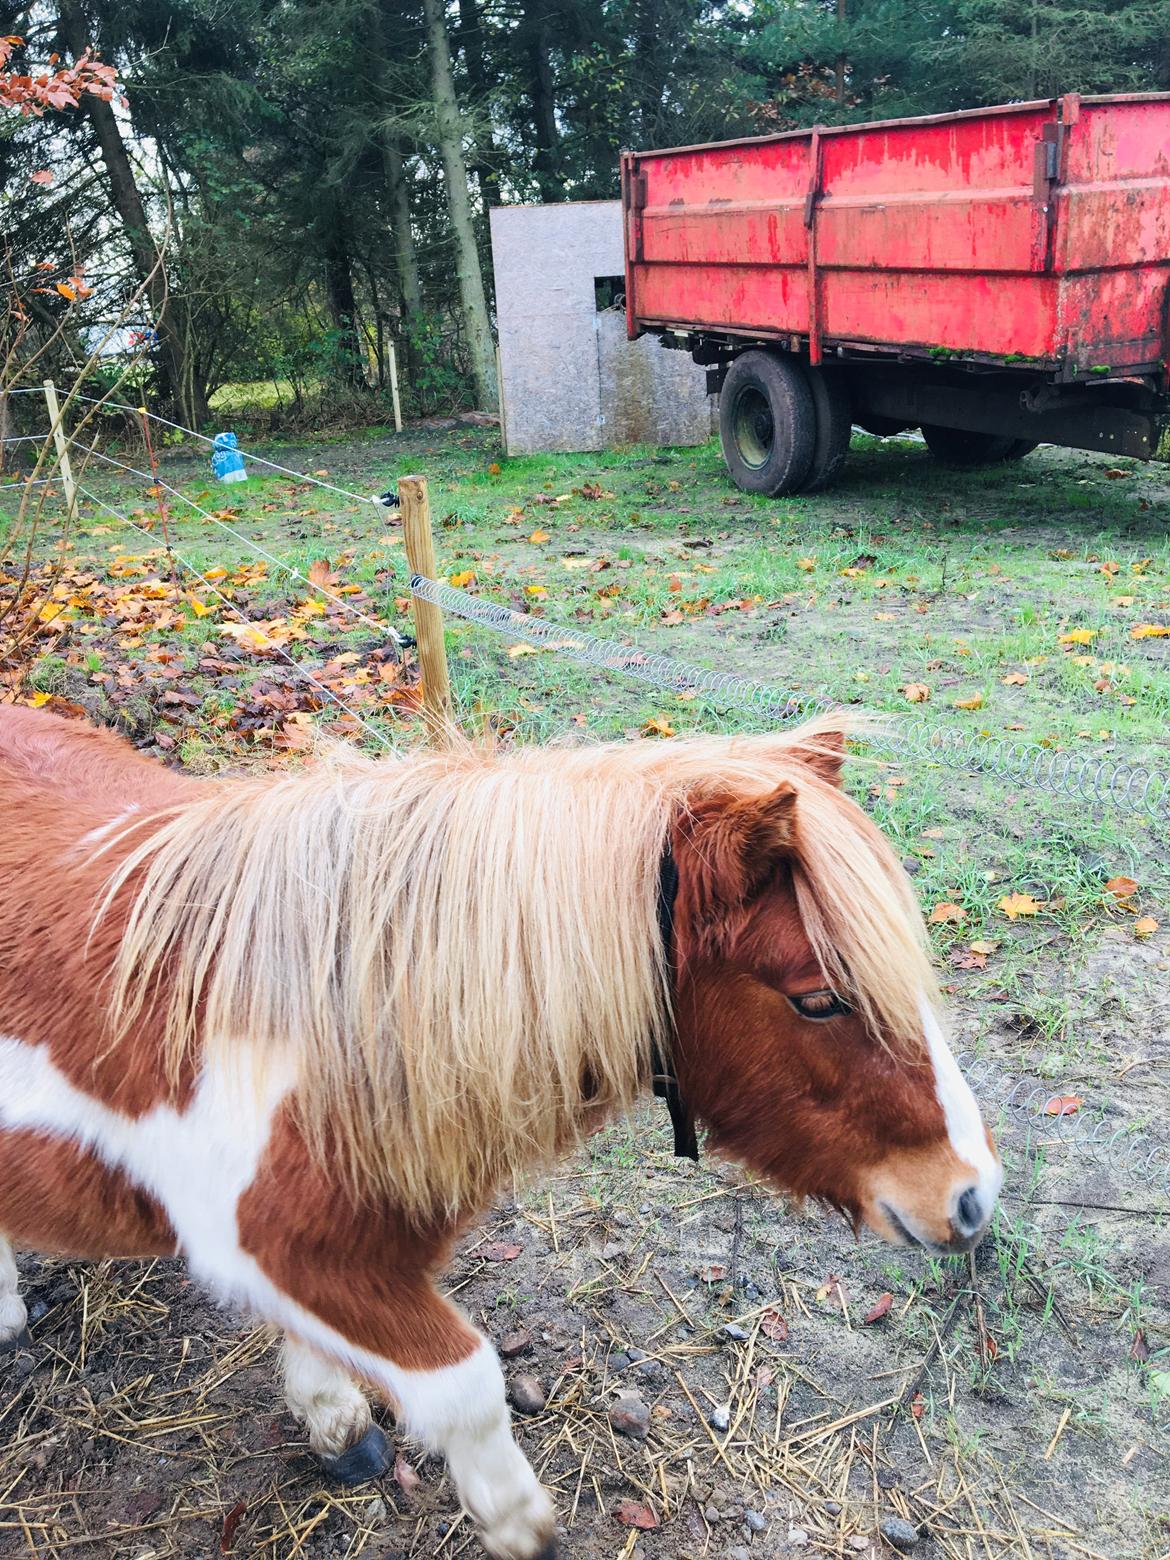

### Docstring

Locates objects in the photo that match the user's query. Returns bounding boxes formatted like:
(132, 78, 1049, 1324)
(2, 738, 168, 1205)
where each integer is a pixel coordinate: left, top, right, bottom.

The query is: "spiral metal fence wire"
(957, 1053, 1170, 1200)
(411, 574, 1170, 826)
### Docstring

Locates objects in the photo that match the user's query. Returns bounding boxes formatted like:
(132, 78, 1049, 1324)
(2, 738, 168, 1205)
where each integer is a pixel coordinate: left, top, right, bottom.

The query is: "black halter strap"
(652, 846, 699, 1161)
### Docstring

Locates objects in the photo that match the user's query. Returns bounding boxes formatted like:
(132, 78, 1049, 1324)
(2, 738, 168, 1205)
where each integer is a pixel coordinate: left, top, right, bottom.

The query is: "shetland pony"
(0, 706, 1000, 1560)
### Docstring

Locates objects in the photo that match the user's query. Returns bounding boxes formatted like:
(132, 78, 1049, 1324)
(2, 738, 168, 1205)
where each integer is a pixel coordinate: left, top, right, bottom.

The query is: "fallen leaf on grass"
(448, 569, 476, 588)
(1000, 671, 1028, 685)
(1134, 916, 1159, 939)
(614, 1501, 659, 1531)
(796, 557, 816, 571)
(910, 1392, 925, 1419)
(1105, 875, 1139, 900)
(479, 1241, 523, 1262)
(1043, 1095, 1083, 1117)
(902, 682, 930, 703)
(507, 643, 539, 658)
(998, 892, 1042, 919)
(1131, 622, 1169, 639)
(220, 1500, 247, 1554)
(760, 1309, 789, 1342)
(1058, 629, 1095, 646)
(487, 462, 502, 476)
(929, 902, 966, 925)
(953, 692, 984, 710)
(529, 528, 551, 544)
(697, 1263, 726, 1283)
(642, 715, 675, 738)
(1130, 1329, 1150, 1364)
(816, 1274, 848, 1307)
(969, 939, 999, 956)
(863, 1293, 894, 1325)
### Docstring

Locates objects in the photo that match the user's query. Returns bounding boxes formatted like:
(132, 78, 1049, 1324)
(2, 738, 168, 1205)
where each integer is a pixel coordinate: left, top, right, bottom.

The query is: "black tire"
(719, 350, 815, 496)
(920, 424, 1022, 465)
(804, 368, 853, 492)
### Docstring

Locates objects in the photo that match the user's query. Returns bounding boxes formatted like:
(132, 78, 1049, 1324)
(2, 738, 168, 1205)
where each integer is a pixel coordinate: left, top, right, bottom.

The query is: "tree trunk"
(382, 137, 423, 322)
(323, 232, 366, 388)
(458, 0, 501, 208)
(57, 1, 205, 423)
(523, 0, 561, 201)
(421, 0, 498, 411)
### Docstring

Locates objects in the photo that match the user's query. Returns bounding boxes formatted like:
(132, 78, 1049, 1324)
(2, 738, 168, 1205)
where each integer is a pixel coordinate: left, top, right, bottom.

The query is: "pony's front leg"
(281, 1336, 391, 1483)
(364, 1289, 555, 1560)
(0, 1235, 29, 1351)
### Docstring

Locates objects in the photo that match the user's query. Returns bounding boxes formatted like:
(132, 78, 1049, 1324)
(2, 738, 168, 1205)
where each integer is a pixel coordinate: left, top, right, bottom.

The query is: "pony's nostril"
(955, 1186, 984, 1235)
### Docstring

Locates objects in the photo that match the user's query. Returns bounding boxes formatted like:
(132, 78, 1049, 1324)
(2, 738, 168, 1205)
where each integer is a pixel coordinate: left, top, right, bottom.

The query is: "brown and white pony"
(0, 706, 1001, 1560)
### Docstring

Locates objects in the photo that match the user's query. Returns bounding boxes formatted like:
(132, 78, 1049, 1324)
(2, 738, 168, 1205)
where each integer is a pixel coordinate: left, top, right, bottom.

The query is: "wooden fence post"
(42, 379, 77, 520)
(398, 473, 452, 741)
(388, 342, 403, 434)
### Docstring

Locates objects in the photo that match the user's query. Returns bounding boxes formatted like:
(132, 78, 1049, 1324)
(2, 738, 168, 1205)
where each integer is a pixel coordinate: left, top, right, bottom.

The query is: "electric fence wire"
(75, 484, 393, 750)
(410, 574, 1170, 826)
(73, 443, 406, 646)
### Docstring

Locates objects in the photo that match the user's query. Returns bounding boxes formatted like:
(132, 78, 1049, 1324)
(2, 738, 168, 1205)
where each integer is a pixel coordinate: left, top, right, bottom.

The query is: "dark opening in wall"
(594, 275, 626, 311)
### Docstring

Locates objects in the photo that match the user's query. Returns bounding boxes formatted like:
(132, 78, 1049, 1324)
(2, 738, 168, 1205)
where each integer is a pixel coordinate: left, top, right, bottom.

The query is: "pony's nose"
(953, 1185, 986, 1238)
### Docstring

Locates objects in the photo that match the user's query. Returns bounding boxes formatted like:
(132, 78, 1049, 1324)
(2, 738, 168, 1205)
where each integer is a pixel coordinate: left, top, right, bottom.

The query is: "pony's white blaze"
(920, 998, 1003, 1206)
(0, 1035, 553, 1558)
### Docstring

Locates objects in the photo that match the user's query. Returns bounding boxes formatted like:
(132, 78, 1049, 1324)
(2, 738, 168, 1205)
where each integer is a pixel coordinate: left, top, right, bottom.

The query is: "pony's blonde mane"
(101, 717, 936, 1217)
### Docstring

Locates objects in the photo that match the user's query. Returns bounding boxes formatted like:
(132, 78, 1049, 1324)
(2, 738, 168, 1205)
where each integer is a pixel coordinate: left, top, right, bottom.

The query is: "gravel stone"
(787, 1528, 810, 1548)
(703, 1503, 722, 1523)
(608, 1394, 651, 1438)
(744, 1510, 767, 1532)
(880, 1517, 921, 1551)
(708, 1403, 731, 1431)
(499, 1329, 533, 1359)
(507, 1374, 546, 1415)
(723, 1324, 749, 1341)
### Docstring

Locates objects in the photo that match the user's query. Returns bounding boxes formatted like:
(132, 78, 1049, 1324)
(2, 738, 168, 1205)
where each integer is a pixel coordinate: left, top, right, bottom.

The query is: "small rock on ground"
(508, 1374, 546, 1415)
(787, 1528, 810, 1548)
(709, 1403, 731, 1431)
(880, 1516, 920, 1551)
(608, 1394, 650, 1438)
(744, 1510, 767, 1532)
(499, 1329, 533, 1358)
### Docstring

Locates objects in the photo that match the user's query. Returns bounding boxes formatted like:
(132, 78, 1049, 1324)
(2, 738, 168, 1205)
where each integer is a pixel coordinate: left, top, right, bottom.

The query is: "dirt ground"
(2, 429, 1168, 1559)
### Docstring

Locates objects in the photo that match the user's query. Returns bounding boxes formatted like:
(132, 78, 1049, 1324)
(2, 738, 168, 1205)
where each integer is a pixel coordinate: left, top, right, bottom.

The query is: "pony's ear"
(788, 728, 846, 787)
(678, 782, 798, 915)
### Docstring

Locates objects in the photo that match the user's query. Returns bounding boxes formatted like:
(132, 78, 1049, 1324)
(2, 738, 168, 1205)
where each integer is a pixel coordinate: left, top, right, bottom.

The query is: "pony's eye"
(787, 989, 852, 1021)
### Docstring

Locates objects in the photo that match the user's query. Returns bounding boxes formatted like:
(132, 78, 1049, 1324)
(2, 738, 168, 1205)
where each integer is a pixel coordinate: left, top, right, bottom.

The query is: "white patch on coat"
(77, 802, 140, 852)
(0, 1035, 550, 1554)
(919, 999, 1003, 1203)
(0, 1233, 27, 1343)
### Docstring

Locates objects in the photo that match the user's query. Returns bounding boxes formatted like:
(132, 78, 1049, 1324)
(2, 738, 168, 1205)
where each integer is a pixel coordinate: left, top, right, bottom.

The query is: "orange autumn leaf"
(796, 556, 816, 571)
(1043, 1094, 1082, 1117)
(1058, 628, 1095, 645)
(953, 692, 984, 711)
(1134, 916, 1158, 939)
(1104, 875, 1139, 899)
(641, 715, 675, 738)
(1130, 622, 1169, 639)
(448, 569, 476, 588)
(902, 682, 930, 703)
(929, 902, 966, 925)
(998, 892, 1042, 919)
(1001, 671, 1028, 685)
(524, 584, 547, 597)
(487, 462, 501, 476)
(54, 280, 76, 302)
(529, 528, 550, 544)
(863, 1292, 894, 1325)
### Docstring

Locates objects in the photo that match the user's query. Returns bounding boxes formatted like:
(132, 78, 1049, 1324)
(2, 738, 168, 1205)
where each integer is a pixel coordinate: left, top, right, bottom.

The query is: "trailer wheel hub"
(731, 386, 775, 469)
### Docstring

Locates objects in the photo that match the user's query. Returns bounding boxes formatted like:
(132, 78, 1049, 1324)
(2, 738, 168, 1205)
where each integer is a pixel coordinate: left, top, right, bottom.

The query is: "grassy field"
(1, 424, 1168, 1558)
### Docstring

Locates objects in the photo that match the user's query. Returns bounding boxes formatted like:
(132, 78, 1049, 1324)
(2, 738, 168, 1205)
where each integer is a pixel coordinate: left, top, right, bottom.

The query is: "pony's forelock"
(100, 718, 933, 1216)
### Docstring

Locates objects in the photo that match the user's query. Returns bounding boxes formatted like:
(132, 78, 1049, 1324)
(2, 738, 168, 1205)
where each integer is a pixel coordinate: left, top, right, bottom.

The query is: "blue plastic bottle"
(211, 431, 248, 484)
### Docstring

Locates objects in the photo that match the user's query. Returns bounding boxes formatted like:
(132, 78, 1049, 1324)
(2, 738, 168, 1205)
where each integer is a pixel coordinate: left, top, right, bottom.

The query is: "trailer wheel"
(920, 424, 1022, 465)
(804, 368, 853, 492)
(720, 351, 815, 496)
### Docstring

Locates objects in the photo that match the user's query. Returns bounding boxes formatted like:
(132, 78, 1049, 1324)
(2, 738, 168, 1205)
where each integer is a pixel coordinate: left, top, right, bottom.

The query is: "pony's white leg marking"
(0, 1235, 27, 1345)
(282, 1336, 372, 1457)
(920, 997, 1003, 1207)
(399, 1336, 554, 1560)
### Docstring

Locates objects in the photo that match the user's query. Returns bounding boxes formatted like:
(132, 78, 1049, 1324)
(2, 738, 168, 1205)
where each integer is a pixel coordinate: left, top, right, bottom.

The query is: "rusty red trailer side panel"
(623, 95, 1170, 380)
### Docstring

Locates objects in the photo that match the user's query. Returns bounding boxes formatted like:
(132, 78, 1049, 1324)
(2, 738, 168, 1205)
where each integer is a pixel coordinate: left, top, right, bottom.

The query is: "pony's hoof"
(532, 1543, 560, 1560)
(319, 1423, 391, 1485)
(0, 1327, 32, 1356)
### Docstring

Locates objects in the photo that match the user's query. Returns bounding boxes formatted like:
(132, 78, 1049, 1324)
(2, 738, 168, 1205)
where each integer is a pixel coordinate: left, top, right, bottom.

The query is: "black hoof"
(319, 1423, 392, 1485)
(532, 1542, 560, 1560)
(0, 1327, 31, 1356)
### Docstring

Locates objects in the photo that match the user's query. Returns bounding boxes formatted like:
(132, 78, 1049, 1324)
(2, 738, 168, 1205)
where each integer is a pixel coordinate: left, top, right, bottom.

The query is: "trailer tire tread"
(719, 351, 815, 497)
(804, 368, 853, 492)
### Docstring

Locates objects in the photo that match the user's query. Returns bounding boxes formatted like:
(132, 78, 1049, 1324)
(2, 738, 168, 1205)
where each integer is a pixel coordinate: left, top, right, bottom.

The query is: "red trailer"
(621, 94, 1170, 494)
